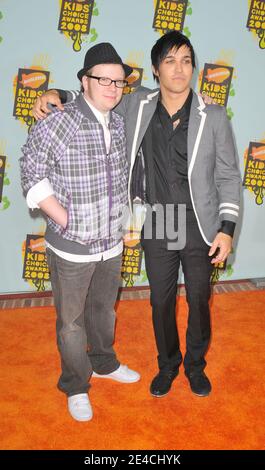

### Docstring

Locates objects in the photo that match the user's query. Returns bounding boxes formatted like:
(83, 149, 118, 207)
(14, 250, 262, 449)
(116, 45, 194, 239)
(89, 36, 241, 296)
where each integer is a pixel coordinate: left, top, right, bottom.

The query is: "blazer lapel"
(137, 91, 159, 149)
(130, 91, 159, 167)
(187, 92, 207, 170)
(128, 90, 159, 213)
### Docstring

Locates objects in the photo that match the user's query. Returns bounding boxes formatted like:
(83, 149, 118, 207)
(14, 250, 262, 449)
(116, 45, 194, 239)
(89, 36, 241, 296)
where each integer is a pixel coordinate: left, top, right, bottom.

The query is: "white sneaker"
(92, 364, 140, 383)
(68, 393, 93, 422)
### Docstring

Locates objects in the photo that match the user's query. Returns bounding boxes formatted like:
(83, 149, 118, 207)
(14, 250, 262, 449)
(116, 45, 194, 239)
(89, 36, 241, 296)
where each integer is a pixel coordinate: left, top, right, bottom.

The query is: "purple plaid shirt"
(20, 93, 128, 254)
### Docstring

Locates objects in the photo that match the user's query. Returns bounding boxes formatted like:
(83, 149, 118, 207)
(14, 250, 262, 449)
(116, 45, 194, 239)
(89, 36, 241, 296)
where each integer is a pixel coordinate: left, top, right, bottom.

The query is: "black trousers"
(141, 211, 214, 375)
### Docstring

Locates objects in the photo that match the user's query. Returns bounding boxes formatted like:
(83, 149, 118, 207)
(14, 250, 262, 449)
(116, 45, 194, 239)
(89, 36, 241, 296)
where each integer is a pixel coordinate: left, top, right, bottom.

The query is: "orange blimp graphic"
(20, 72, 47, 89)
(251, 146, 265, 161)
(205, 68, 231, 83)
(29, 237, 46, 252)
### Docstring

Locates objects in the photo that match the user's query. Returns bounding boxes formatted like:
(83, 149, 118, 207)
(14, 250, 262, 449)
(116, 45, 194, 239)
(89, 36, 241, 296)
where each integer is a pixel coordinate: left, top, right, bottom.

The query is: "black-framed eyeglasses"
(86, 74, 128, 89)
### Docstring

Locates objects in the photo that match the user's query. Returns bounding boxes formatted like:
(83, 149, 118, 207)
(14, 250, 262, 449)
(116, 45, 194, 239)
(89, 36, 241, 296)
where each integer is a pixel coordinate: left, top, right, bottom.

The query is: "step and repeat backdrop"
(0, 0, 264, 293)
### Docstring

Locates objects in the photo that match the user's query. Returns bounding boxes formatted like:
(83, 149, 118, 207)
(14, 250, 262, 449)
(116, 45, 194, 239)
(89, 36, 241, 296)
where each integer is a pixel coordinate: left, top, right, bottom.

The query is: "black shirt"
(143, 89, 193, 207)
(141, 89, 235, 237)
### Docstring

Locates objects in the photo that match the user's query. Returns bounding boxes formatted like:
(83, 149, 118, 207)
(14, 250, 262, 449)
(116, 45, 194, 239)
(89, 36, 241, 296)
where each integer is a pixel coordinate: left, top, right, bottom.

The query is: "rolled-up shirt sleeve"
(26, 177, 55, 209)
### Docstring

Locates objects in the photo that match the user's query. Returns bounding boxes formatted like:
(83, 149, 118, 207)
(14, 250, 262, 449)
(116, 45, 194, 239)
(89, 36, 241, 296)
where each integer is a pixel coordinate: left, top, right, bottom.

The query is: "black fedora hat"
(77, 42, 133, 81)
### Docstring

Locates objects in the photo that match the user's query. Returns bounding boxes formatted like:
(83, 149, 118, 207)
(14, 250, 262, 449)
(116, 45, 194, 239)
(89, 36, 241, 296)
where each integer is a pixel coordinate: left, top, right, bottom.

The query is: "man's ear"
(81, 75, 87, 91)
(152, 65, 159, 79)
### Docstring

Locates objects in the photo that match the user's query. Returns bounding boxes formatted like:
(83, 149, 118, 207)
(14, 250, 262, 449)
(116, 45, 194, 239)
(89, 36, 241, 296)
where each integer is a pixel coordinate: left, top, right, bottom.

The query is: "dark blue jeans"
(46, 249, 121, 397)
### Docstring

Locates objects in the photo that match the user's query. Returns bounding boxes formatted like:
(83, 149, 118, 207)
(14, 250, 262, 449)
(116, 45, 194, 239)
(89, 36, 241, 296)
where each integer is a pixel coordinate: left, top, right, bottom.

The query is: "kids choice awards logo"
(58, 0, 99, 51)
(199, 60, 235, 120)
(200, 64, 233, 107)
(22, 234, 50, 291)
(121, 205, 146, 288)
(153, 0, 192, 37)
(13, 67, 50, 130)
(243, 140, 265, 205)
(121, 234, 144, 288)
(247, 0, 265, 49)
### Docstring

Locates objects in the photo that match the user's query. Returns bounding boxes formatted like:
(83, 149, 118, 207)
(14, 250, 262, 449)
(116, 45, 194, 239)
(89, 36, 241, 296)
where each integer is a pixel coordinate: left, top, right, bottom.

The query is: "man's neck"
(83, 93, 109, 117)
(160, 87, 191, 117)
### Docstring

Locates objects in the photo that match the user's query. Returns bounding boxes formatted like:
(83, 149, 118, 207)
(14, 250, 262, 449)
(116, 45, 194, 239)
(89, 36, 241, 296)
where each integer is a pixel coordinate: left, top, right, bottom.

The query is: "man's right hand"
(32, 90, 64, 120)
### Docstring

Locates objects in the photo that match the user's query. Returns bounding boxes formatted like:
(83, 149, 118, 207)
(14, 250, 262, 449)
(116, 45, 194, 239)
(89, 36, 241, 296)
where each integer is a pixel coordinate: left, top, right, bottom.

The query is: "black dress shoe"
(186, 371, 212, 397)
(150, 369, 179, 397)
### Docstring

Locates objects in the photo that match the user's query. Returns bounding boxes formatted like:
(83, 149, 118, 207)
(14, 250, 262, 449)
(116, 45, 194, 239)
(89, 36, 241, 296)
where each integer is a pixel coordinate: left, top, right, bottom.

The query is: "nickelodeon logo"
(20, 72, 47, 89)
(251, 146, 265, 161)
(205, 67, 231, 84)
(28, 237, 46, 252)
(200, 63, 234, 107)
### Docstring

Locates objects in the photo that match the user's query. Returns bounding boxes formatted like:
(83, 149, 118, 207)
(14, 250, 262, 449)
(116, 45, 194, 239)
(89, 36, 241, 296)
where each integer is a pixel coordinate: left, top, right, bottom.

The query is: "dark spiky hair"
(151, 31, 195, 82)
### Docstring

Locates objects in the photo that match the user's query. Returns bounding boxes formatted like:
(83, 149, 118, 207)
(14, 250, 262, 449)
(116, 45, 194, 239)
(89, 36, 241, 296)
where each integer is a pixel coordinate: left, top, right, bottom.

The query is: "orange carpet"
(0, 290, 264, 450)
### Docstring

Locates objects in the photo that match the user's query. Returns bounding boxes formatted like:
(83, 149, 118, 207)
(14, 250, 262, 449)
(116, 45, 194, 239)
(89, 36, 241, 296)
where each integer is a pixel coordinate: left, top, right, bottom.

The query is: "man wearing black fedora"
(20, 43, 140, 422)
